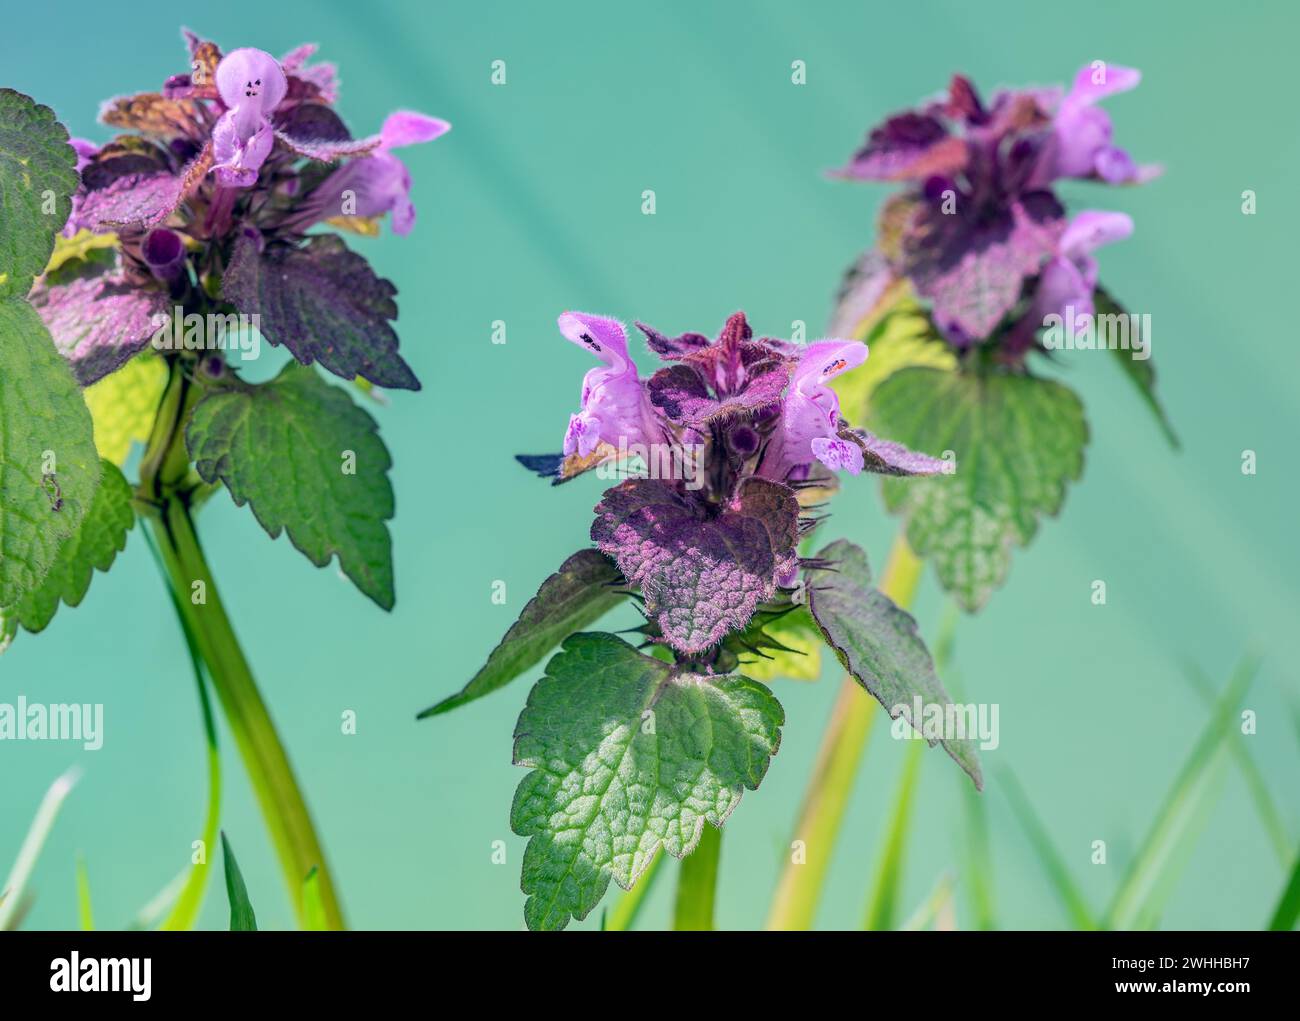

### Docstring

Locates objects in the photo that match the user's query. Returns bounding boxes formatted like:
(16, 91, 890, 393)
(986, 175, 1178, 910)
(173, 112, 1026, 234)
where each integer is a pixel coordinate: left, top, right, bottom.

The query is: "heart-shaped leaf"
(511, 632, 783, 930)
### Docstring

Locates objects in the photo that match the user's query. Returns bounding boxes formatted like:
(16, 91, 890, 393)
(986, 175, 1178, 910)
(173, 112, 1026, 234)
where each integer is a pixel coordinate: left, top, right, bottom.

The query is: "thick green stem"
(140, 358, 345, 930)
(673, 825, 722, 930)
(147, 499, 344, 929)
(766, 533, 922, 930)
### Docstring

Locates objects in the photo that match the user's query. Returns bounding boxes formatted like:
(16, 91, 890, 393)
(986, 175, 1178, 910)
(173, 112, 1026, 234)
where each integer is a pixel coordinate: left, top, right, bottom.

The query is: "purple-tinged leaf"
(903, 191, 1064, 341)
(79, 139, 171, 191)
(805, 538, 982, 789)
(274, 113, 382, 162)
(832, 112, 968, 182)
(591, 477, 800, 654)
(72, 145, 212, 232)
(274, 103, 352, 148)
(98, 93, 204, 138)
(181, 28, 222, 86)
(838, 424, 949, 476)
(29, 271, 170, 386)
(419, 549, 626, 718)
(222, 231, 419, 391)
(280, 43, 340, 104)
(648, 361, 791, 427)
(635, 321, 711, 360)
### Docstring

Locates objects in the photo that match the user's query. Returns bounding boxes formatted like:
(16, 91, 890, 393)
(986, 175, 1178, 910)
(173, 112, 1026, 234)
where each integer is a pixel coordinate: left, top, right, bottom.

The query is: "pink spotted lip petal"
(211, 48, 287, 188)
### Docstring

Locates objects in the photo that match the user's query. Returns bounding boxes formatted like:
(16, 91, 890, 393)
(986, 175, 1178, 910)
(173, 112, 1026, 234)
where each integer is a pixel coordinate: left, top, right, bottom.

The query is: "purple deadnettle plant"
(829, 60, 1175, 612)
(0, 29, 448, 929)
(423, 309, 983, 931)
(766, 61, 1175, 930)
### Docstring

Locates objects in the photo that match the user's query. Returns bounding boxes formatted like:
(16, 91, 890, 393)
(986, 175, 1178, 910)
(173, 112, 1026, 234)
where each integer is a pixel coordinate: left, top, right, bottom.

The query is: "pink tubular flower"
(558, 311, 658, 458)
(211, 47, 288, 187)
(770, 340, 868, 474)
(1039, 64, 1162, 185)
(289, 112, 451, 235)
(1006, 209, 1133, 354)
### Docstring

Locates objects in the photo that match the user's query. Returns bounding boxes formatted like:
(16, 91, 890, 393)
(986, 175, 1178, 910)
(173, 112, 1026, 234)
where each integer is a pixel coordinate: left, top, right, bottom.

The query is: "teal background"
(2, 0, 1297, 931)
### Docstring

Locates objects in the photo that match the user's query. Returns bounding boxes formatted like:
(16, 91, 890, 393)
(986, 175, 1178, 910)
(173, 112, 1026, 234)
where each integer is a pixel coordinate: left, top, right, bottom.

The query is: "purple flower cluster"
(834, 63, 1158, 353)
(522, 311, 945, 655)
(34, 30, 448, 386)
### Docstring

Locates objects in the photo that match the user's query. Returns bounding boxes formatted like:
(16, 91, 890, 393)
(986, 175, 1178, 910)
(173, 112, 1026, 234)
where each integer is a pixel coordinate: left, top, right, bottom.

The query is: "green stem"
(145, 525, 222, 932)
(673, 826, 722, 930)
(147, 496, 344, 930)
(766, 533, 922, 930)
(139, 358, 345, 930)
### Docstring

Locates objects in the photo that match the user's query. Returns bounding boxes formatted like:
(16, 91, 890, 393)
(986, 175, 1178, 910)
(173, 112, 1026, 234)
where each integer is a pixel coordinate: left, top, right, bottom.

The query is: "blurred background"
(2, 0, 1296, 930)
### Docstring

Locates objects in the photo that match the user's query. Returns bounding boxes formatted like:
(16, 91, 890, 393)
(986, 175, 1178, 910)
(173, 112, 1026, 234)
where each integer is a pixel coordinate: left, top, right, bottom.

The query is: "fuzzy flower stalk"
(6, 30, 449, 929)
(428, 310, 982, 932)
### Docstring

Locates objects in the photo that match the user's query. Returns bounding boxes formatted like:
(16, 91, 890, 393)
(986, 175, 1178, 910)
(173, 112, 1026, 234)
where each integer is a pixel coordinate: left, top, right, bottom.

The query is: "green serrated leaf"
(420, 549, 625, 718)
(605, 848, 664, 931)
(832, 296, 957, 424)
(1094, 287, 1178, 448)
(0, 89, 78, 300)
(868, 367, 1087, 612)
(805, 539, 982, 788)
(0, 298, 100, 608)
(10, 459, 133, 633)
(186, 362, 396, 609)
(221, 833, 258, 932)
(511, 632, 783, 930)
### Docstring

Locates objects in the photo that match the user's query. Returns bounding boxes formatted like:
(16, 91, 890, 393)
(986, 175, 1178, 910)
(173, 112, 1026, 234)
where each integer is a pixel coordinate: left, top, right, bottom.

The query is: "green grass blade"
(863, 738, 924, 930)
(606, 848, 664, 931)
(1182, 662, 1292, 866)
(998, 766, 1097, 929)
(1267, 850, 1300, 930)
(127, 869, 189, 930)
(940, 621, 996, 931)
(961, 779, 996, 929)
(75, 855, 94, 931)
(901, 870, 956, 930)
(0, 765, 81, 931)
(672, 826, 721, 930)
(303, 867, 328, 931)
(221, 833, 258, 931)
(1104, 657, 1258, 930)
